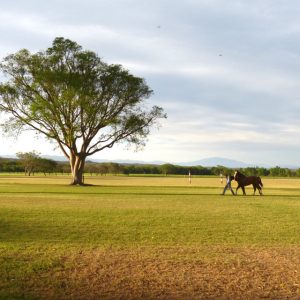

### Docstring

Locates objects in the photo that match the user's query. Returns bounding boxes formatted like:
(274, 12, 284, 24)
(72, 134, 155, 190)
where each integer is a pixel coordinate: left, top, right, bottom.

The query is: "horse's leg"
(236, 185, 240, 195)
(242, 186, 246, 195)
(258, 185, 263, 196)
(253, 184, 256, 195)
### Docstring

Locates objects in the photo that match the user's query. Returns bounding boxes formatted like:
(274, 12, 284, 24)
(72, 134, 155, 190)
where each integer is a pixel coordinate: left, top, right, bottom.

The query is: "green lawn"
(0, 176, 299, 299)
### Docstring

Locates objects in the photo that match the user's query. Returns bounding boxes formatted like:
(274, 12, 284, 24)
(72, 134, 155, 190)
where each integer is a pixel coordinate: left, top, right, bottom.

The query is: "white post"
(189, 170, 191, 184)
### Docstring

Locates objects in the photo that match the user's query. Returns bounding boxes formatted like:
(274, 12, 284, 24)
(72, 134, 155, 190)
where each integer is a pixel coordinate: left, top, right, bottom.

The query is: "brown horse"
(234, 170, 263, 195)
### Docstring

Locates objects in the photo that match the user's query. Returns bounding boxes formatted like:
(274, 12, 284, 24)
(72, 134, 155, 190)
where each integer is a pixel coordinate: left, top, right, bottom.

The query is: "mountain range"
(42, 155, 260, 168)
(1, 154, 291, 168)
(178, 157, 255, 168)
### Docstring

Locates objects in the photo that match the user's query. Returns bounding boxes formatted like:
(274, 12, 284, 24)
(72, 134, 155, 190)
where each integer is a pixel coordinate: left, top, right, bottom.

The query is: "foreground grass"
(0, 176, 300, 299)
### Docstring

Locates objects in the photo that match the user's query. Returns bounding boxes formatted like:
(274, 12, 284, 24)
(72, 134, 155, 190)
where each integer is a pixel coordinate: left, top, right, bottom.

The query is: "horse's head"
(234, 170, 239, 181)
(234, 170, 246, 181)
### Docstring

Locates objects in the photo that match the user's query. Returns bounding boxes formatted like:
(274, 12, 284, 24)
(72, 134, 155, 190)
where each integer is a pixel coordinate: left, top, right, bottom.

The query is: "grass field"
(0, 175, 300, 299)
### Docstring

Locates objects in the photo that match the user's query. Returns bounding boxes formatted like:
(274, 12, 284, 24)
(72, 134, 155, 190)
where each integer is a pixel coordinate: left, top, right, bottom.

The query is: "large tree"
(0, 37, 166, 185)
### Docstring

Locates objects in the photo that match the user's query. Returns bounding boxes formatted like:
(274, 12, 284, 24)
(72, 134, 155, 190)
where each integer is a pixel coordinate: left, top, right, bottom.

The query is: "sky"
(1, 0, 300, 166)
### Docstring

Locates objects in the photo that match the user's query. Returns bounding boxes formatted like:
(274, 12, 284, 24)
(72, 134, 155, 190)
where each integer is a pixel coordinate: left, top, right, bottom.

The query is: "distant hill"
(41, 155, 252, 168)
(42, 155, 67, 161)
(42, 156, 166, 165)
(97, 159, 167, 165)
(178, 157, 254, 168)
(0, 154, 272, 168)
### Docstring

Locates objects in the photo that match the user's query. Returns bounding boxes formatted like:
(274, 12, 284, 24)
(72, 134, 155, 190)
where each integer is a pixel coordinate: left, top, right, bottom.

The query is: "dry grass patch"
(22, 246, 300, 299)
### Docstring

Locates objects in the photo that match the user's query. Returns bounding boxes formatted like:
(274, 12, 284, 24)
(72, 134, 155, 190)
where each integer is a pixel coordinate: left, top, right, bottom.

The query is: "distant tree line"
(84, 164, 299, 177)
(1, 152, 300, 177)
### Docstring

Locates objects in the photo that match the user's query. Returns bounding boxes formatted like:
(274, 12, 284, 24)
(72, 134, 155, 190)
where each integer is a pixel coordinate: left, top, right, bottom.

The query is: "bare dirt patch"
(22, 246, 300, 299)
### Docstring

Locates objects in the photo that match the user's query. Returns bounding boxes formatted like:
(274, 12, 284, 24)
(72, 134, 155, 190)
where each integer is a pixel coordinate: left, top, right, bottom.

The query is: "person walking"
(222, 174, 235, 195)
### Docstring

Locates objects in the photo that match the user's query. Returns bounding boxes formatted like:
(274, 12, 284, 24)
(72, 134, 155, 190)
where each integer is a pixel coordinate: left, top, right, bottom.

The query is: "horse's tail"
(258, 177, 263, 188)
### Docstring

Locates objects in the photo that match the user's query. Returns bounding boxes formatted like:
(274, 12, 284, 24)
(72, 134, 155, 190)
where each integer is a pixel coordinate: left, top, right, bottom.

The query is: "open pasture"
(0, 175, 300, 299)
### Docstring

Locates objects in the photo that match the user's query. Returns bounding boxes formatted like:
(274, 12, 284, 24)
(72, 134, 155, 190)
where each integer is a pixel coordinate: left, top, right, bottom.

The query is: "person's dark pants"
(222, 183, 235, 195)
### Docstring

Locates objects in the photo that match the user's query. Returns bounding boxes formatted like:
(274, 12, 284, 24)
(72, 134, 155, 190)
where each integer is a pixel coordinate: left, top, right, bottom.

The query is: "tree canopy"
(0, 37, 166, 184)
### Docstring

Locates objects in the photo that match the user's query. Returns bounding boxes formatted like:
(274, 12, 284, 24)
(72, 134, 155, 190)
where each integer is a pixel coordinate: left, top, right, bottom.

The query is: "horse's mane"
(235, 170, 246, 179)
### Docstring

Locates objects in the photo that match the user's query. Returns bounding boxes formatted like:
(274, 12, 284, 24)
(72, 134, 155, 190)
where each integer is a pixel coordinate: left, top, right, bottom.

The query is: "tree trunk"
(69, 153, 86, 185)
